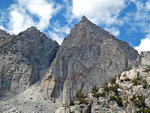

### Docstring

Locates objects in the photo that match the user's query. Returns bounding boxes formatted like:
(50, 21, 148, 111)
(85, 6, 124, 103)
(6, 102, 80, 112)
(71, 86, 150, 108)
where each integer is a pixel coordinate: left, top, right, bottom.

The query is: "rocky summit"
(0, 16, 150, 113)
(40, 16, 138, 104)
(0, 27, 59, 100)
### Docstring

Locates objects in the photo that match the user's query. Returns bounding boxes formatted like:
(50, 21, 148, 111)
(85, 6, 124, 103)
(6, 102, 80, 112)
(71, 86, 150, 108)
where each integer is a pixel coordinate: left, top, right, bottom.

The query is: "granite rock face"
(0, 27, 59, 69)
(0, 29, 12, 46)
(0, 54, 38, 99)
(0, 27, 59, 100)
(138, 51, 150, 66)
(40, 16, 139, 104)
(55, 66, 150, 113)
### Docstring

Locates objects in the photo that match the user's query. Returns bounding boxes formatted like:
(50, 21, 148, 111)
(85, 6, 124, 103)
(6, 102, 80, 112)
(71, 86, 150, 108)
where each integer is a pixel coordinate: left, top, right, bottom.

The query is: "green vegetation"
(144, 66, 150, 72)
(132, 78, 140, 85)
(92, 85, 99, 97)
(132, 72, 141, 85)
(92, 85, 106, 98)
(109, 95, 123, 107)
(110, 76, 116, 85)
(102, 82, 109, 93)
(144, 107, 150, 113)
(118, 74, 121, 79)
(142, 80, 148, 89)
(70, 100, 75, 106)
(98, 92, 106, 97)
(116, 96, 123, 107)
(70, 112, 75, 113)
(128, 67, 132, 71)
(130, 94, 145, 109)
(148, 85, 150, 88)
(76, 89, 88, 104)
(130, 95, 136, 102)
(131, 72, 148, 89)
(109, 96, 116, 101)
(109, 84, 119, 95)
(124, 78, 130, 81)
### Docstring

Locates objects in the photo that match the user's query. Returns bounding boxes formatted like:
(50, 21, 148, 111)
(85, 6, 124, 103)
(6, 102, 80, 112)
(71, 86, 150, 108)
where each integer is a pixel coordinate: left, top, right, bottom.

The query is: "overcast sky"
(0, 0, 150, 53)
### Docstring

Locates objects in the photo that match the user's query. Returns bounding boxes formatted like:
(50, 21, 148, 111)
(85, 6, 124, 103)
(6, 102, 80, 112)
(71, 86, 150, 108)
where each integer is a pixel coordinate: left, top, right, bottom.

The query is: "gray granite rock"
(55, 104, 91, 113)
(0, 27, 59, 100)
(0, 27, 60, 69)
(40, 16, 139, 104)
(0, 54, 38, 100)
(62, 66, 150, 113)
(1, 16, 150, 113)
(138, 51, 150, 66)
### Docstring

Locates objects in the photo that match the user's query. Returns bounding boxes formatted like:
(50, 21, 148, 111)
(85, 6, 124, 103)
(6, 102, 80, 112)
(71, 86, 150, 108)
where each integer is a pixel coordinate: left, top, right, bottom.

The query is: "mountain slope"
(0, 17, 149, 113)
(40, 16, 139, 104)
(0, 27, 59, 100)
(56, 65, 150, 113)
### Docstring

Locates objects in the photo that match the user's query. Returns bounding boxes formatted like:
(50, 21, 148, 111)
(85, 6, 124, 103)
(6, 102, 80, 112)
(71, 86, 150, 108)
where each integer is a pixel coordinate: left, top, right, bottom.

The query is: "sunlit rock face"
(40, 16, 139, 104)
(138, 51, 150, 66)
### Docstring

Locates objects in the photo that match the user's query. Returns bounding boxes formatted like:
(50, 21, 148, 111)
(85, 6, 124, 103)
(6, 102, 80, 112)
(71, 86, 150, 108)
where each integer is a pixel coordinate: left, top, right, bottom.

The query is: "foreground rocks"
(40, 16, 139, 104)
(55, 66, 150, 113)
(1, 65, 150, 113)
(0, 82, 61, 113)
(0, 27, 59, 100)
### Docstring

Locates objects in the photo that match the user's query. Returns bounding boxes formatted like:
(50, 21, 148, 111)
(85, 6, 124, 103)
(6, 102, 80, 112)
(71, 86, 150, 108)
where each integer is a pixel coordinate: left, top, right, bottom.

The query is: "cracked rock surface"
(0, 27, 59, 100)
(40, 16, 139, 104)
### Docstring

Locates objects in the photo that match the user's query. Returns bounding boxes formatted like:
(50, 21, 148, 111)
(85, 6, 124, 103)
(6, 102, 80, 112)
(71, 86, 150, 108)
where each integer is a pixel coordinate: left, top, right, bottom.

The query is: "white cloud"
(127, 0, 150, 53)
(135, 34, 150, 53)
(16, 0, 62, 31)
(0, 26, 5, 30)
(146, 0, 150, 11)
(52, 22, 70, 35)
(72, 0, 126, 25)
(125, 0, 150, 33)
(48, 22, 71, 45)
(8, 6, 35, 34)
(105, 27, 120, 37)
(49, 32, 64, 45)
(3, 0, 62, 34)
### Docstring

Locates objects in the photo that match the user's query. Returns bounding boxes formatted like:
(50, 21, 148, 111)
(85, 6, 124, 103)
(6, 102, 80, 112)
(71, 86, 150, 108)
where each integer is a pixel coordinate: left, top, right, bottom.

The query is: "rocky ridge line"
(40, 16, 139, 104)
(0, 27, 59, 100)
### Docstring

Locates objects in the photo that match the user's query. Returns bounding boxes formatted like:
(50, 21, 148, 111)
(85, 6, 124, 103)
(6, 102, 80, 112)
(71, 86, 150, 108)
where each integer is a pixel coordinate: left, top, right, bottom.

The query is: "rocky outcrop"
(0, 27, 60, 69)
(40, 16, 139, 104)
(0, 54, 38, 100)
(0, 29, 12, 46)
(0, 27, 59, 100)
(55, 66, 150, 113)
(138, 51, 150, 66)
(55, 104, 91, 113)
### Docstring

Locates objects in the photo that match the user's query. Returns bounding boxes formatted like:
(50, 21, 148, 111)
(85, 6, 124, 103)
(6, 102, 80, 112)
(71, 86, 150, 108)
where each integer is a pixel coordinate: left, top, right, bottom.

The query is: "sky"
(0, 0, 150, 53)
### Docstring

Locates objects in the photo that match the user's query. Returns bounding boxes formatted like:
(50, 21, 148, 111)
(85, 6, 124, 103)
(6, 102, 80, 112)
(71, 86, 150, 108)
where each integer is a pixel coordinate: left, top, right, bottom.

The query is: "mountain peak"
(81, 16, 89, 21)
(0, 29, 10, 36)
(18, 26, 41, 37)
(26, 26, 39, 32)
(80, 16, 93, 25)
(40, 15, 139, 105)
